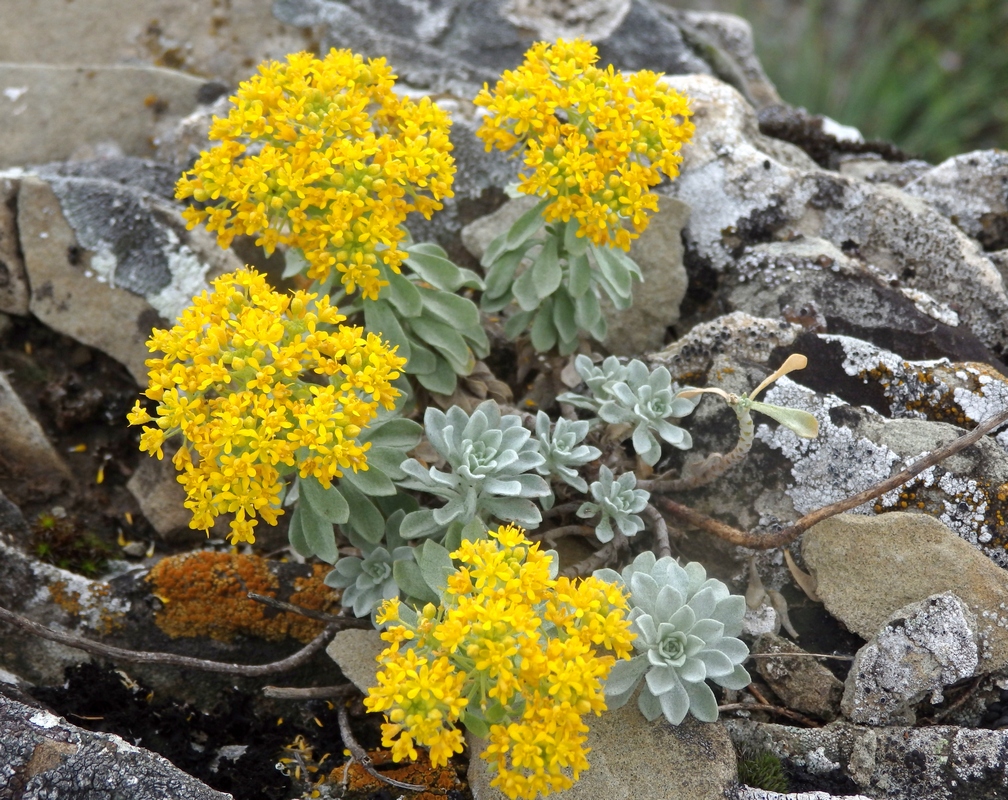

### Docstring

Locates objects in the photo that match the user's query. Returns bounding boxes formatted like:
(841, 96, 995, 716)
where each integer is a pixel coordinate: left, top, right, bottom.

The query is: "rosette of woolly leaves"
(398, 400, 549, 539)
(305, 236, 490, 395)
(560, 357, 699, 466)
(481, 211, 642, 354)
(577, 465, 649, 543)
(599, 362, 700, 465)
(325, 511, 415, 618)
(534, 411, 600, 509)
(288, 415, 423, 563)
(596, 551, 750, 724)
(557, 354, 630, 414)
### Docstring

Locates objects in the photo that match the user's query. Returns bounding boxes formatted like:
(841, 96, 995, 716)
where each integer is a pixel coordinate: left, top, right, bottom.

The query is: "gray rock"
(754, 380, 1008, 566)
(126, 440, 198, 542)
(903, 150, 1008, 251)
(0, 176, 29, 315)
(662, 73, 1008, 355)
(663, 9, 782, 109)
(726, 718, 1008, 800)
(325, 628, 384, 692)
(601, 198, 690, 355)
(273, 0, 712, 102)
(0, 370, 71, 504)
(802, 513, 1008, 674)
(0, 693, 231, 799)
(752, 633, 844, 721)
(467, 698, 737, 800)
(17, 172, 239, 383)
(726, 239, 1000, 367)
(0, 64, 210, 168)
(461, 196, 539, 261)
(842, 593, 979, 726)
(733, 789, 873, 800)
(0, 0, 312, 89)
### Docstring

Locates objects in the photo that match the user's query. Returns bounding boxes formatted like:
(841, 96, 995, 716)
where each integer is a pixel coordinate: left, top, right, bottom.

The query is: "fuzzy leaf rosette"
(595, 551, 750, 724)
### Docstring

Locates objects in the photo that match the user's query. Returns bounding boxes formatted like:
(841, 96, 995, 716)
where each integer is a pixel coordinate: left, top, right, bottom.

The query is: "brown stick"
(247, 592, 371, 628)
(336, 703, 427, 793)
(642, 503, 671, 559)
(718, 702, 821, 727)
(0, 604, 335, 677)
(656, 407, 1008, 549)
(263, 684, 358, 700)
(561, 541, 616, 578)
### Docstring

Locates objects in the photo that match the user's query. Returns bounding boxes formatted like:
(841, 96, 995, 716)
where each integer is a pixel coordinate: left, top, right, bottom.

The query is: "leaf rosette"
(596, 551, 750, 724)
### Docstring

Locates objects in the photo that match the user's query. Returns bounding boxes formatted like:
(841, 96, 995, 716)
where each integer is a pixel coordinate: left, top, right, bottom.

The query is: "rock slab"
(842, 593, 979, 726)
(802, 512, 1008, 672)
(0, 692, 231, 799)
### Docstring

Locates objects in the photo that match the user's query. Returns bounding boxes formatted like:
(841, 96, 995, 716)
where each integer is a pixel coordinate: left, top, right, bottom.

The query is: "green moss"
(737, 749, 789, 793)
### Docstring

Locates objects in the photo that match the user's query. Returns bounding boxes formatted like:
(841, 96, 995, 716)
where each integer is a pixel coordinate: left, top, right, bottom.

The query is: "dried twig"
(529, 524, 595, 545)
(336, 702, 427, 793)
(746, 652, 853, 662)
(642, 503, 671, 559)
(933, 674, 986, 723)
(656, 407, 1008, 549)
(247, 592, 371, 628)
(0, 604, 336, 676)
(561, 541, 616, 578)
(540, 501, 584, 520)
(718, 702, 821, 727)
(263, 684, 358, 700)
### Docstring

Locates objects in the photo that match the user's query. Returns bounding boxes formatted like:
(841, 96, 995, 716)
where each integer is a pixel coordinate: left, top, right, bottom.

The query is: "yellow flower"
(128, 268, 404, 544)
(474, 38, 693, 249)
(176, 49, 455, 300)
(365, 523, 634, 798)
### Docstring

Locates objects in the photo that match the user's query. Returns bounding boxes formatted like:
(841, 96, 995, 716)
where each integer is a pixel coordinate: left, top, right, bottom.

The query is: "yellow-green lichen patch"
(146, 551, 338, 643)
(43, 576, 126, 635)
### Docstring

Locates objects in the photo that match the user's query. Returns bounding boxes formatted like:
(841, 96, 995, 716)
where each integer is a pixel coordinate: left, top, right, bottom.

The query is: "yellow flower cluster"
(474, 39, 693, 250)
(365, 524, 634, 799)
(127, 269, 404, 545)
(175, 49, 456, 300)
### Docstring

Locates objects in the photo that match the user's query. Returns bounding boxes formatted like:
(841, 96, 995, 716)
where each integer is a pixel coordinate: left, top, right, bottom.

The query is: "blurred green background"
(672, 0, 1008, 162)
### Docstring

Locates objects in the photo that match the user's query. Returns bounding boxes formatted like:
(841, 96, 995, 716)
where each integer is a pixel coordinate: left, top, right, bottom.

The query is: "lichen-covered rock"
(903, 150, 1008, 252)
(273, 0, 713, 101)
(842, 593, 979, 726)
(726, 718, 1008, 800)
(662, 73, 1008, 354)
(802, 513, 1008, 675)
(733, 789, 873, 800)
(17, 171, 240, 383)
(752, 633, 844, 722)
(0, 693, 231, 800)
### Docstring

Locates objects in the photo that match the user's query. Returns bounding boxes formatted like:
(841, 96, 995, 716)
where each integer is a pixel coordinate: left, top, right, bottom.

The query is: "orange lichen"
(331, 748, 465, 800)
(48, 580, 82, 617)
(146, 552, 338, 643)
(47, 580, 125, 635)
